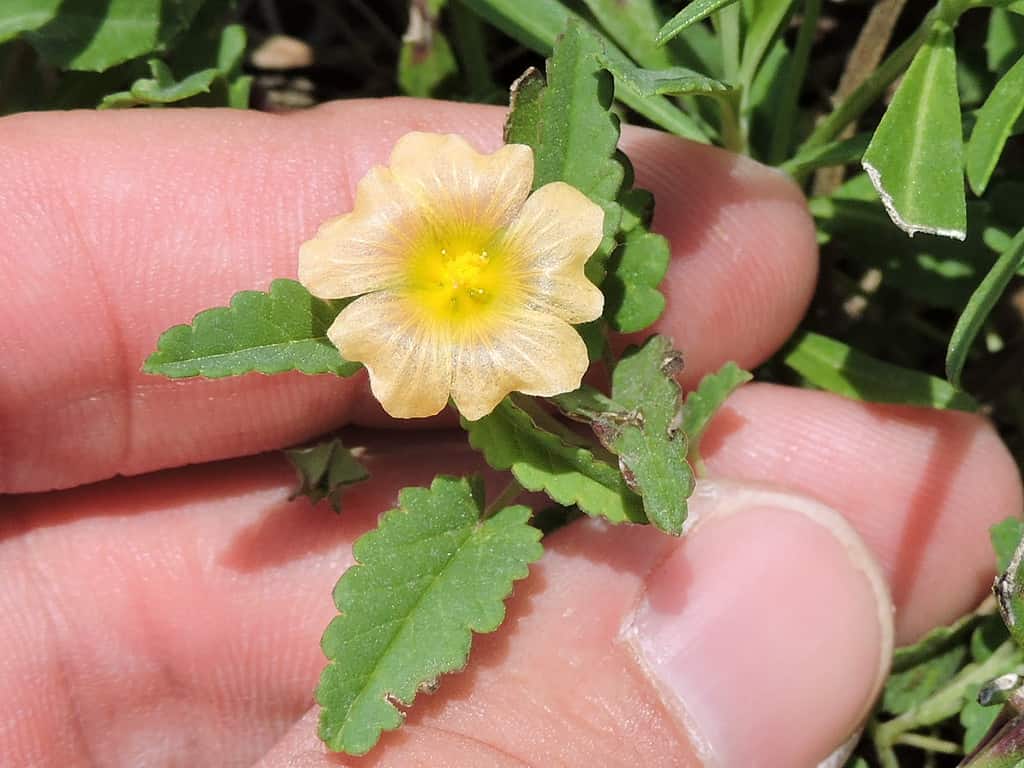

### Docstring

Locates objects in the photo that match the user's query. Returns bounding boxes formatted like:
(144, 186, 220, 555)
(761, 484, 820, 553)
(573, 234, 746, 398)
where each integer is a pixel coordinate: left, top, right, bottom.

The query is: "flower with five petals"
(299, 132, 605, 420)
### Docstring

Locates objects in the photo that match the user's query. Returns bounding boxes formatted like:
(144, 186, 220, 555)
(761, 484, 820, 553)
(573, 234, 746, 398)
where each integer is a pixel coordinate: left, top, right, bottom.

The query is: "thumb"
(257, 479, 893, 767)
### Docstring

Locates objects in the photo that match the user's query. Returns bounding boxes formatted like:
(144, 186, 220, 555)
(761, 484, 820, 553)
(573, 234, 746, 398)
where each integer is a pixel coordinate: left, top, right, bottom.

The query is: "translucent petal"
(298, 167, 423, 299)
(498, 182, 605, 324)
(389, 133, 534, 237)
(451, 308, 590, 421)
(328, 292, 452, 419)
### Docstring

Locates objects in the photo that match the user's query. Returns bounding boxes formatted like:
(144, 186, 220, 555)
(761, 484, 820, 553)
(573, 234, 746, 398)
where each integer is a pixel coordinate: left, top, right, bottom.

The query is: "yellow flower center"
(406, 234, 515, 327)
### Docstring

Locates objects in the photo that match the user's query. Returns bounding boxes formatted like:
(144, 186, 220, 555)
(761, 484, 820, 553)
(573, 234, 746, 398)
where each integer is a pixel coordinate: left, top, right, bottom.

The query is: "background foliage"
(6, 0, 1024, 764)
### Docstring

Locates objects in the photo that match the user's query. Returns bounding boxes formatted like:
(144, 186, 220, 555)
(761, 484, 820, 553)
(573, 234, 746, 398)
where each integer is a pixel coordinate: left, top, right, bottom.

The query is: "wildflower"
(299, 132, 605, 420)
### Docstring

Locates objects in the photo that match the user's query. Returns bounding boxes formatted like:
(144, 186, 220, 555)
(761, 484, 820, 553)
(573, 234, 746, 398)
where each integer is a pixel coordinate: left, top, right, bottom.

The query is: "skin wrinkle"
(0, 408, 1021, 765)
(12, 534, 98, 768)
(0, 102, 817, 491)
(73, 196, 137, 478)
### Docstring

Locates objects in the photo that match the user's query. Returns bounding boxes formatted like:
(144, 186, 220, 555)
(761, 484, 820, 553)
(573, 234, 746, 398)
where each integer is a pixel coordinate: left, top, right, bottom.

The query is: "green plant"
(7, 0, 1024, 762)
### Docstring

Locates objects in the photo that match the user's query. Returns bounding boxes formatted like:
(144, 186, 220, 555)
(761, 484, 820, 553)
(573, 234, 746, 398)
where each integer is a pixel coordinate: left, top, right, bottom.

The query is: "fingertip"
(703, 383, 1024, 642)
(622, 134, 818, 386)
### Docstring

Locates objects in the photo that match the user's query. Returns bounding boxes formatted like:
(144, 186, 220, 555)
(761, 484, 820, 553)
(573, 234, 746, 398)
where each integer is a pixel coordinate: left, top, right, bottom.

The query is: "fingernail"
(623, 482, 893, 767)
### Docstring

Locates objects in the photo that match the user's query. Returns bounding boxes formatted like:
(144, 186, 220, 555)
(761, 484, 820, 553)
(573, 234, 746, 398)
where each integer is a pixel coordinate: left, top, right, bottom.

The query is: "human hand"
(1, 99, 1020, 767)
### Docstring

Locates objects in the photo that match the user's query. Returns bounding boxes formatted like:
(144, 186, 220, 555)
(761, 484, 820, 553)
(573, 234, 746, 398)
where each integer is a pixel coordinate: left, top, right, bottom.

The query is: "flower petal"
(451, 308, 590, 421)
(388, 132, 534, 236)
(299, 166, 424, 299)
(328, 292, 452, 418)
(498, 182, 605, 324)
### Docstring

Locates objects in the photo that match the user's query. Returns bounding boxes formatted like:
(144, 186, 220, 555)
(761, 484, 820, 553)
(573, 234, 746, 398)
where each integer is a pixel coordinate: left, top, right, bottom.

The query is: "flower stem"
(484, 478, 524, 518)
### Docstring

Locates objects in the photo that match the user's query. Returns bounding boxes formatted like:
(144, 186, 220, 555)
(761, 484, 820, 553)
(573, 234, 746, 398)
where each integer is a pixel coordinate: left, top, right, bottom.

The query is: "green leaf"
(316, 475, 542, 754)
(16, 0, 205, 72)
(745, 37, 790, 160)
(779, 132, 871, 177)
(226, 74, 252, 109)
(618, 187, 655, 233)
(593, 336, 694, 535)
(961, 688, 1003, 753)
(399, 31, 457, 97)
(143, 279, 361, 379)
(657, 0, 740, 45)
(883, 642, 968, 714)
(810, 175, 1009, 310)
(967, 54, 1024, 196)
(504, 67, 545, 146)
(285, 438, 369, 512)
(737, 0, 795, 92)
(460, 0, 708, 141)
(504, 36, 674, 327)
(0, 0, 59, 43)
(861, 22, 967, 240)
(550, 385, 620, 421)
(946, 227, 1024, 388)
(99, 59, 218, 108)
(993, 518, 1024, 573)
(464, 397, 646, 524)
(987, 7, 1024, 76)
(597, 57, 734, 98)
(529, 24, 623, 204)
(98, 23, 251, 109)
(893, 606, 994, 674)
(580, 0, 713, 73)
(961, 707, 1024, 768)
(603, 229, 670, 333)
(972, 615, 1011, 663)
(398, 2, 458, 98)
(682, 362, 752, 458)
(784, 331, 977, 411)
(504, 22, 624, 279)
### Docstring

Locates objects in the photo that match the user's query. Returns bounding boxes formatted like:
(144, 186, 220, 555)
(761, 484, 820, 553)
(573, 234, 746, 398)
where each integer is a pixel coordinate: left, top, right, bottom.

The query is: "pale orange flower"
(299, 132, 604, 420)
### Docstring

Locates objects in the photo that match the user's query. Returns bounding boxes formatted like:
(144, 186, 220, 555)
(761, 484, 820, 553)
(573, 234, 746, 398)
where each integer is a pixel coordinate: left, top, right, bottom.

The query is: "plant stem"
(714, 3, 743, 84)
(484, 478, 524, 518)
(809, 0, 906, 191)
(798, 10, 935, 153)
(717, 92, 745, 154)
(894, 733, 963, 754)
(770, 0, 822, 165)
(875, 640, 1022, 748)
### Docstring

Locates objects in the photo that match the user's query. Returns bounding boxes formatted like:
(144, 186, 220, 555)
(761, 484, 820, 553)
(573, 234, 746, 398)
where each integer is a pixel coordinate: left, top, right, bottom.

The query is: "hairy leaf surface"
(603, 230, 670, 333)
(317, 476, 542, 754)
(862, 23, 966, 240)
(144, 279, 360, 379)
(465, 397, 646, 524)
(682, 362, 752, 463)
(594, 336, 694, 535)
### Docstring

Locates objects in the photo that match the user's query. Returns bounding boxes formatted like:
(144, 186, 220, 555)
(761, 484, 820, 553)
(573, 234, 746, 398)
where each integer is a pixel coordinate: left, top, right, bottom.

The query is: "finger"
(2, 389, 1018, 765)
(2, 462, 889, 768)
(258, 482, 889, 768)
(701, 383, 1024, 643)
(0, 99, 816, 492)
(0, 434, 489, 767)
